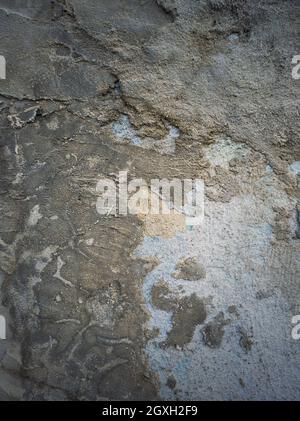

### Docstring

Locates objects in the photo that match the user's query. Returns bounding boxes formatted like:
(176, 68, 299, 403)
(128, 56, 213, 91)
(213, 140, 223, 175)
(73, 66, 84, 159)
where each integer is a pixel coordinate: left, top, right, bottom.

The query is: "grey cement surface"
(0, 0, 300, 400)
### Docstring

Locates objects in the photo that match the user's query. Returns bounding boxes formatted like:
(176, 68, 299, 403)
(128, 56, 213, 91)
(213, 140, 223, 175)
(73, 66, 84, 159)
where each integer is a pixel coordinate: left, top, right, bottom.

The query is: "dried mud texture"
(163, 294, 207, 348)
(172, 257, 206, 281)
(0, 0, 300, 401)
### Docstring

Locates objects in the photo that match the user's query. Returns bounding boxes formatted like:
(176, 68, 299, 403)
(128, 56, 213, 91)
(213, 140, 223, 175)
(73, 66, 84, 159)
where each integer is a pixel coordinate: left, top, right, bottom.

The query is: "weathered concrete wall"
(0, 0, 299, 400)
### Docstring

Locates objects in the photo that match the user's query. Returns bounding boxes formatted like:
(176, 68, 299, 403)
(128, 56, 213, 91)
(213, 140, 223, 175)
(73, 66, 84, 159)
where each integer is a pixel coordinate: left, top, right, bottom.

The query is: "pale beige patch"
(141, 213, 186, 238)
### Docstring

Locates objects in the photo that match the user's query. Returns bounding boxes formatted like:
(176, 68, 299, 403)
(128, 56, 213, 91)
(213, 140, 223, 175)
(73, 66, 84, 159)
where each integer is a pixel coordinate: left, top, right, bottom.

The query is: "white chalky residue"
(227, 33, 239, 42)
(289, 161, 300, 176)
(28, 204, 43, 226)
(0, 55, 6, 80)
(53, 256, 74, 288)
(163, 124, 180, 153)
(205, 136, 247, 169)
(20, 246, 58, 287)
(112, 115, 141, 146)
(0, 315, 6, 340)
(112, 115, 180, 154)
(12, 172, 23, 185)
(46, 117, 59, 130)
(265, 164, 273, 173)
(135, 190, 300, 400)
(34, 245, 58, 273)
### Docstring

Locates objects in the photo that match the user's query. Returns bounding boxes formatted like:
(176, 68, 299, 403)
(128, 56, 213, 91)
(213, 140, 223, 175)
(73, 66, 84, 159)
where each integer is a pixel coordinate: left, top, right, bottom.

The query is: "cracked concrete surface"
(0, 0, 300, 401)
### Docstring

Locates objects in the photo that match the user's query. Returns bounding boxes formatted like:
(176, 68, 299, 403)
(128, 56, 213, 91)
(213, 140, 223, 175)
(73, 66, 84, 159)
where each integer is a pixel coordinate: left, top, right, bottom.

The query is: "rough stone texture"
(172, 257, 206, 281)
(0, 0, 299, 401)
